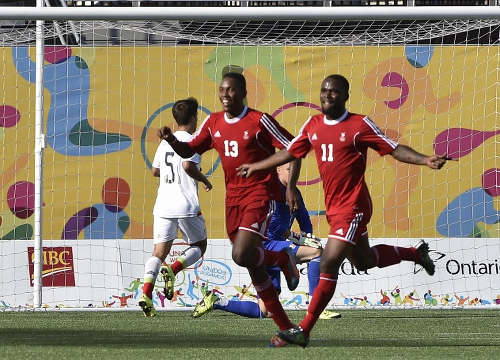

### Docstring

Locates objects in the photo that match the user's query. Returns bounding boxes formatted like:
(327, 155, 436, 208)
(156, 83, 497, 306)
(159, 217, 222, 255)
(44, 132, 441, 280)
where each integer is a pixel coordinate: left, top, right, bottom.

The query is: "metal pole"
(33, 0, 46, 309)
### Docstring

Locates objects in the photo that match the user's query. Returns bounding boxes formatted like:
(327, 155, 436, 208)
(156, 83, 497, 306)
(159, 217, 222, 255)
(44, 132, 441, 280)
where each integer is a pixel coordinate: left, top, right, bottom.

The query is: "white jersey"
(152, 131, 202, 218)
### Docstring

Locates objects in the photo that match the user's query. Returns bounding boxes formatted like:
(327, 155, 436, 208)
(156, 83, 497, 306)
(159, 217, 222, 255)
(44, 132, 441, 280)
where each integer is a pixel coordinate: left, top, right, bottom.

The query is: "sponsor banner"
(27, 247, 75, 287)
(0, 238, 499, 309)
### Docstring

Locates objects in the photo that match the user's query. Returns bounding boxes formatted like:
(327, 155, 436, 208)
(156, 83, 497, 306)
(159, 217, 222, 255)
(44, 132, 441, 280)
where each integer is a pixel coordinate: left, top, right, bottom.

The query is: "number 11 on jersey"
(321, 143, 334, 162)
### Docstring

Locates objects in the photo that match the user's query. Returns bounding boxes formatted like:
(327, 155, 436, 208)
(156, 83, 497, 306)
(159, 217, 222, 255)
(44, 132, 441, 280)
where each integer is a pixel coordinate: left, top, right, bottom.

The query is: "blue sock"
(214, 300, 264, 318)
(308, 256, 321, 296)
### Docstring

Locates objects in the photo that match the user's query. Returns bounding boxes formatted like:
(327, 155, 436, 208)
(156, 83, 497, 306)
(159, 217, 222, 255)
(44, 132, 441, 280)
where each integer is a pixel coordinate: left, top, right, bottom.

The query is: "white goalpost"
(0, 4, 499, 311)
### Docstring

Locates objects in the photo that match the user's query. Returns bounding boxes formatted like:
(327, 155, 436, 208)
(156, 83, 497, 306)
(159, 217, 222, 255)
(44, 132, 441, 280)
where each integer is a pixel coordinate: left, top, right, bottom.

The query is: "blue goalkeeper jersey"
(266, 183, 312, 242)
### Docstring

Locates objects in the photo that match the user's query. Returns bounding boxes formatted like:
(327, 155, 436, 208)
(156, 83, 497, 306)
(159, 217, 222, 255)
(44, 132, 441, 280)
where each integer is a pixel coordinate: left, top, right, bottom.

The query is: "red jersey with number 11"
(287, 111, 398, 215)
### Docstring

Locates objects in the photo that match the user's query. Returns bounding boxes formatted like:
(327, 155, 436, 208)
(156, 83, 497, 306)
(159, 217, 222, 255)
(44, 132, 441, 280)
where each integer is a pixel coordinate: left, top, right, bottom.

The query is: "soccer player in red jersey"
(157, 72, 301, 333)
(237, 74, 452, 347)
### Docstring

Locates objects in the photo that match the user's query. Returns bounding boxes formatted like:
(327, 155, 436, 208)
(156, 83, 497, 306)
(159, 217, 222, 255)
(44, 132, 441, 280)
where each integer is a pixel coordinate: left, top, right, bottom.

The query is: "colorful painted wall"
(1, 45, 499, 241)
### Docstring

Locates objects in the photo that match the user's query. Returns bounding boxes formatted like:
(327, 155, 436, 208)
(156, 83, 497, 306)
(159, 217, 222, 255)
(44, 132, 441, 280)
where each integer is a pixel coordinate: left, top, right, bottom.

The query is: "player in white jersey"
(139, 97, 212, 317)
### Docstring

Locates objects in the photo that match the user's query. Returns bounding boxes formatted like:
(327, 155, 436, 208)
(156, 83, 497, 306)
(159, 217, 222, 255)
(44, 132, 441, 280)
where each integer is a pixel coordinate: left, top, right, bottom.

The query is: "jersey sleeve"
(259, 113, 294, 150)
(185, 152, 201, 164)
(174, 132, 201, 164)
(286, 117, 312, 158)
(359, 116, 398, 156)
(294, 190, 313, 234)
(188, 115, 213, 155)
(152, 142, 164, 169)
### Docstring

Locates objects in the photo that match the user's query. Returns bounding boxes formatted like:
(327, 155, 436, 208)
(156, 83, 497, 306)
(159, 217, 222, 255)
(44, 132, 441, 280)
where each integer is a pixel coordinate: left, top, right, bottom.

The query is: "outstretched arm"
(182, 161, 213, 191)
(390, 144, 452, 169)
(237, 149, 297, 178)
(157, 127, 195, 158)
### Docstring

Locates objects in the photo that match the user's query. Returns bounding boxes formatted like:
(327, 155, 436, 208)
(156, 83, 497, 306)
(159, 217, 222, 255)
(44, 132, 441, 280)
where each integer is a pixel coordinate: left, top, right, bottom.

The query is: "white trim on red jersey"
(287, 115, 313, 151)
(260, 113, 291, 148)
(194, 114, 212, 138)
(322, 110, 349, 125)
(362, 116, 398, 149)
(224, 105, 248, 124)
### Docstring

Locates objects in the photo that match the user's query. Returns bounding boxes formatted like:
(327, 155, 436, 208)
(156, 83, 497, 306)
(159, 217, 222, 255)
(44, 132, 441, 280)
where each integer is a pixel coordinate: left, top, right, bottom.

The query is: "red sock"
(143, 282, 154, 298)
(254, 247, 288, 267)
(299, 273, 337, 336)
(254, 278, 293, 330)
(371, 244, 419, 268)
(170, 260, 184, 275)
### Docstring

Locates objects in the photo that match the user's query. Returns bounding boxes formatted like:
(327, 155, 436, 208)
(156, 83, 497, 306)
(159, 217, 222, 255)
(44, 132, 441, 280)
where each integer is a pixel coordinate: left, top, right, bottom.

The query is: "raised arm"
(390, 144, 452, 169)
(182, 161, 213, 191)
(157, 126, 195, 158)
(237, 149, 296, 178)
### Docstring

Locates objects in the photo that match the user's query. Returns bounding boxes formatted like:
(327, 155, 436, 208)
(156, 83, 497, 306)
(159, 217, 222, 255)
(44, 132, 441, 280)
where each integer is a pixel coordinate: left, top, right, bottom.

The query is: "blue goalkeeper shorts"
(262, 240, 299, 294)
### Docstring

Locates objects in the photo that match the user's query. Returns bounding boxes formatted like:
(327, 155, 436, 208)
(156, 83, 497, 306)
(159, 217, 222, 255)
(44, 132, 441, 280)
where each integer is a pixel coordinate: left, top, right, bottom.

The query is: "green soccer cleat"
(192, 290, 219, 318)
(280, 247, 300, 291)
(160, 265, 175, 300)
(319, 309, 341, 319)
(138, 294, 156, 317)
(277, 326, 309, 348)
(415, 240, 435, 276)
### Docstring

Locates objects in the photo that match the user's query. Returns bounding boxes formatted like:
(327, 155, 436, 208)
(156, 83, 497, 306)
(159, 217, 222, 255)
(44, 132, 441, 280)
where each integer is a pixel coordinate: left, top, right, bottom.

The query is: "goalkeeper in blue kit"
(192, 163, 340, 320)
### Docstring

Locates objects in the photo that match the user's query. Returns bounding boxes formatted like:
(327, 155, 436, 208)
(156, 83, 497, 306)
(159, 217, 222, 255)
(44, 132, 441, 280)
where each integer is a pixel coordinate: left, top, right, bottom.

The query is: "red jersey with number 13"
(187, 106, 294, 204)
(287, 111, 398, 216)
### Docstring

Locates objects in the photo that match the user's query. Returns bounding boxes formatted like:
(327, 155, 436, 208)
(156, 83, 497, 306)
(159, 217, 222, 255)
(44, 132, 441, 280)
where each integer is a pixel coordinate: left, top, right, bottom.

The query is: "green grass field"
(1, 309, 499, 359)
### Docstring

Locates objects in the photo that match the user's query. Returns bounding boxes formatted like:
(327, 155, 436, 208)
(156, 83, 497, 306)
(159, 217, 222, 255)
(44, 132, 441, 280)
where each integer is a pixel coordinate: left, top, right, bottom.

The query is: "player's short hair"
(324, 74, 350, 93)
(172, 97, 198, 126)
(222, 72, 247, 93)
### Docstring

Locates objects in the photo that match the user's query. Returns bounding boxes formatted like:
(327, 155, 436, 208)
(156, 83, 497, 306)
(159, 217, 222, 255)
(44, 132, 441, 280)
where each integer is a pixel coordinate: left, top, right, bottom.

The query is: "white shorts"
(153, 215, 207, 245)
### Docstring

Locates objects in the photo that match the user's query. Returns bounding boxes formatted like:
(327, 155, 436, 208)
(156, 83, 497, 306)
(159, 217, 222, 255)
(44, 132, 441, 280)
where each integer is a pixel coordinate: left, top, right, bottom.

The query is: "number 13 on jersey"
(224, 140, 239, 157)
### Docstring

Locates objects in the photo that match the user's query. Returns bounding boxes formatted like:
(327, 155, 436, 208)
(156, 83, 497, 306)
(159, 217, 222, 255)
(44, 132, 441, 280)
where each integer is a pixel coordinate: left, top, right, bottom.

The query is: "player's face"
(277, 163, 291, 184)
(219, 77, 246, 116)
(320, 78, 348, 119)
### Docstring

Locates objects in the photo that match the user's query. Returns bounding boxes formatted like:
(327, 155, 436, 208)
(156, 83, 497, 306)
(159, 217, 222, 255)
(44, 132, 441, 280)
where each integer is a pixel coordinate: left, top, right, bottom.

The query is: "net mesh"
(0, 15, 499, 309)
(2, 19, 500, 46)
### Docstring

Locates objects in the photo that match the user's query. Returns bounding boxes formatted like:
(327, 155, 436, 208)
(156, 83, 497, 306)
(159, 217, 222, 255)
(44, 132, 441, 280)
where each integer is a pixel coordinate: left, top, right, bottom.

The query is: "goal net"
(1, 6, 499, 310)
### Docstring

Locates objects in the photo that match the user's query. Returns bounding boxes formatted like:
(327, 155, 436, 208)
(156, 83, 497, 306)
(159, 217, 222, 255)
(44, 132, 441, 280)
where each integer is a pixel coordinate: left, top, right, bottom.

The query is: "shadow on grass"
(1, 328, 264, 348)
(1, 328, 498, 349)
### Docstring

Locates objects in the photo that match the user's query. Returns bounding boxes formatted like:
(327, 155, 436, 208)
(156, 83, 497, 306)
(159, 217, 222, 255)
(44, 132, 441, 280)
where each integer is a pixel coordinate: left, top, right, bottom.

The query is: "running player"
(157, 73, 301, 332)
(237, 74, 451, 347)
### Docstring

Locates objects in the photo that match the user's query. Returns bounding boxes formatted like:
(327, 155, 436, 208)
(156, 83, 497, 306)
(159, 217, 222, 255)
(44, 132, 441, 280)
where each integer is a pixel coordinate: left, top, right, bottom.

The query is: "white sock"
(216, 295, 228, 306)
(143, 256, 162, 285)
(178, 246, 203, 269)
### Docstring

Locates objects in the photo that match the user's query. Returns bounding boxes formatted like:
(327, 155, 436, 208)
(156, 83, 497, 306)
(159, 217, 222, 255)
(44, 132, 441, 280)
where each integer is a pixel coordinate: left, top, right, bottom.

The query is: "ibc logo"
(27, 247, 75, 287)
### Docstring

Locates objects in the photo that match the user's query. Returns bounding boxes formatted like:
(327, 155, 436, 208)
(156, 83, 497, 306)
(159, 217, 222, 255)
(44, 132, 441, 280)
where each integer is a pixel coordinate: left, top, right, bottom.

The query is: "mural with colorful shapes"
(0, 45, 498, 241)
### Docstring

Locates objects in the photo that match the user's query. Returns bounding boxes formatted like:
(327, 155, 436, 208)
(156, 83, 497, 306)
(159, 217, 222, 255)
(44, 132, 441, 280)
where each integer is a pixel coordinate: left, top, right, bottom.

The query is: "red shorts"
(226, 197, 274, 243)
(326, 209, 371, 245)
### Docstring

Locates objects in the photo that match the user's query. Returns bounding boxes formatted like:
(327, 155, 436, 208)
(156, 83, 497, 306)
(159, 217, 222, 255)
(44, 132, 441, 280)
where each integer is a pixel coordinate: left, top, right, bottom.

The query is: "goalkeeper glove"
(287, 231, 322, 249)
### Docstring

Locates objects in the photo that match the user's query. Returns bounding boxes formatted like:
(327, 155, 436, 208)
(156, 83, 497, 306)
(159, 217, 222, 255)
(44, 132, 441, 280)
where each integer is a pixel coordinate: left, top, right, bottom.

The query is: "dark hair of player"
(324, 74, 350, 93)
(222, 72, 247, 93)
(172, 97, 198, 126)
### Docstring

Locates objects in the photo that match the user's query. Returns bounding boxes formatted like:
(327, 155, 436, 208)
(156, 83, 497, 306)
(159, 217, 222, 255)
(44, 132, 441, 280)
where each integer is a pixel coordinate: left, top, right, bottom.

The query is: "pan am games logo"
(27, 247, 75, 287)
(194, 259, 232, 286)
